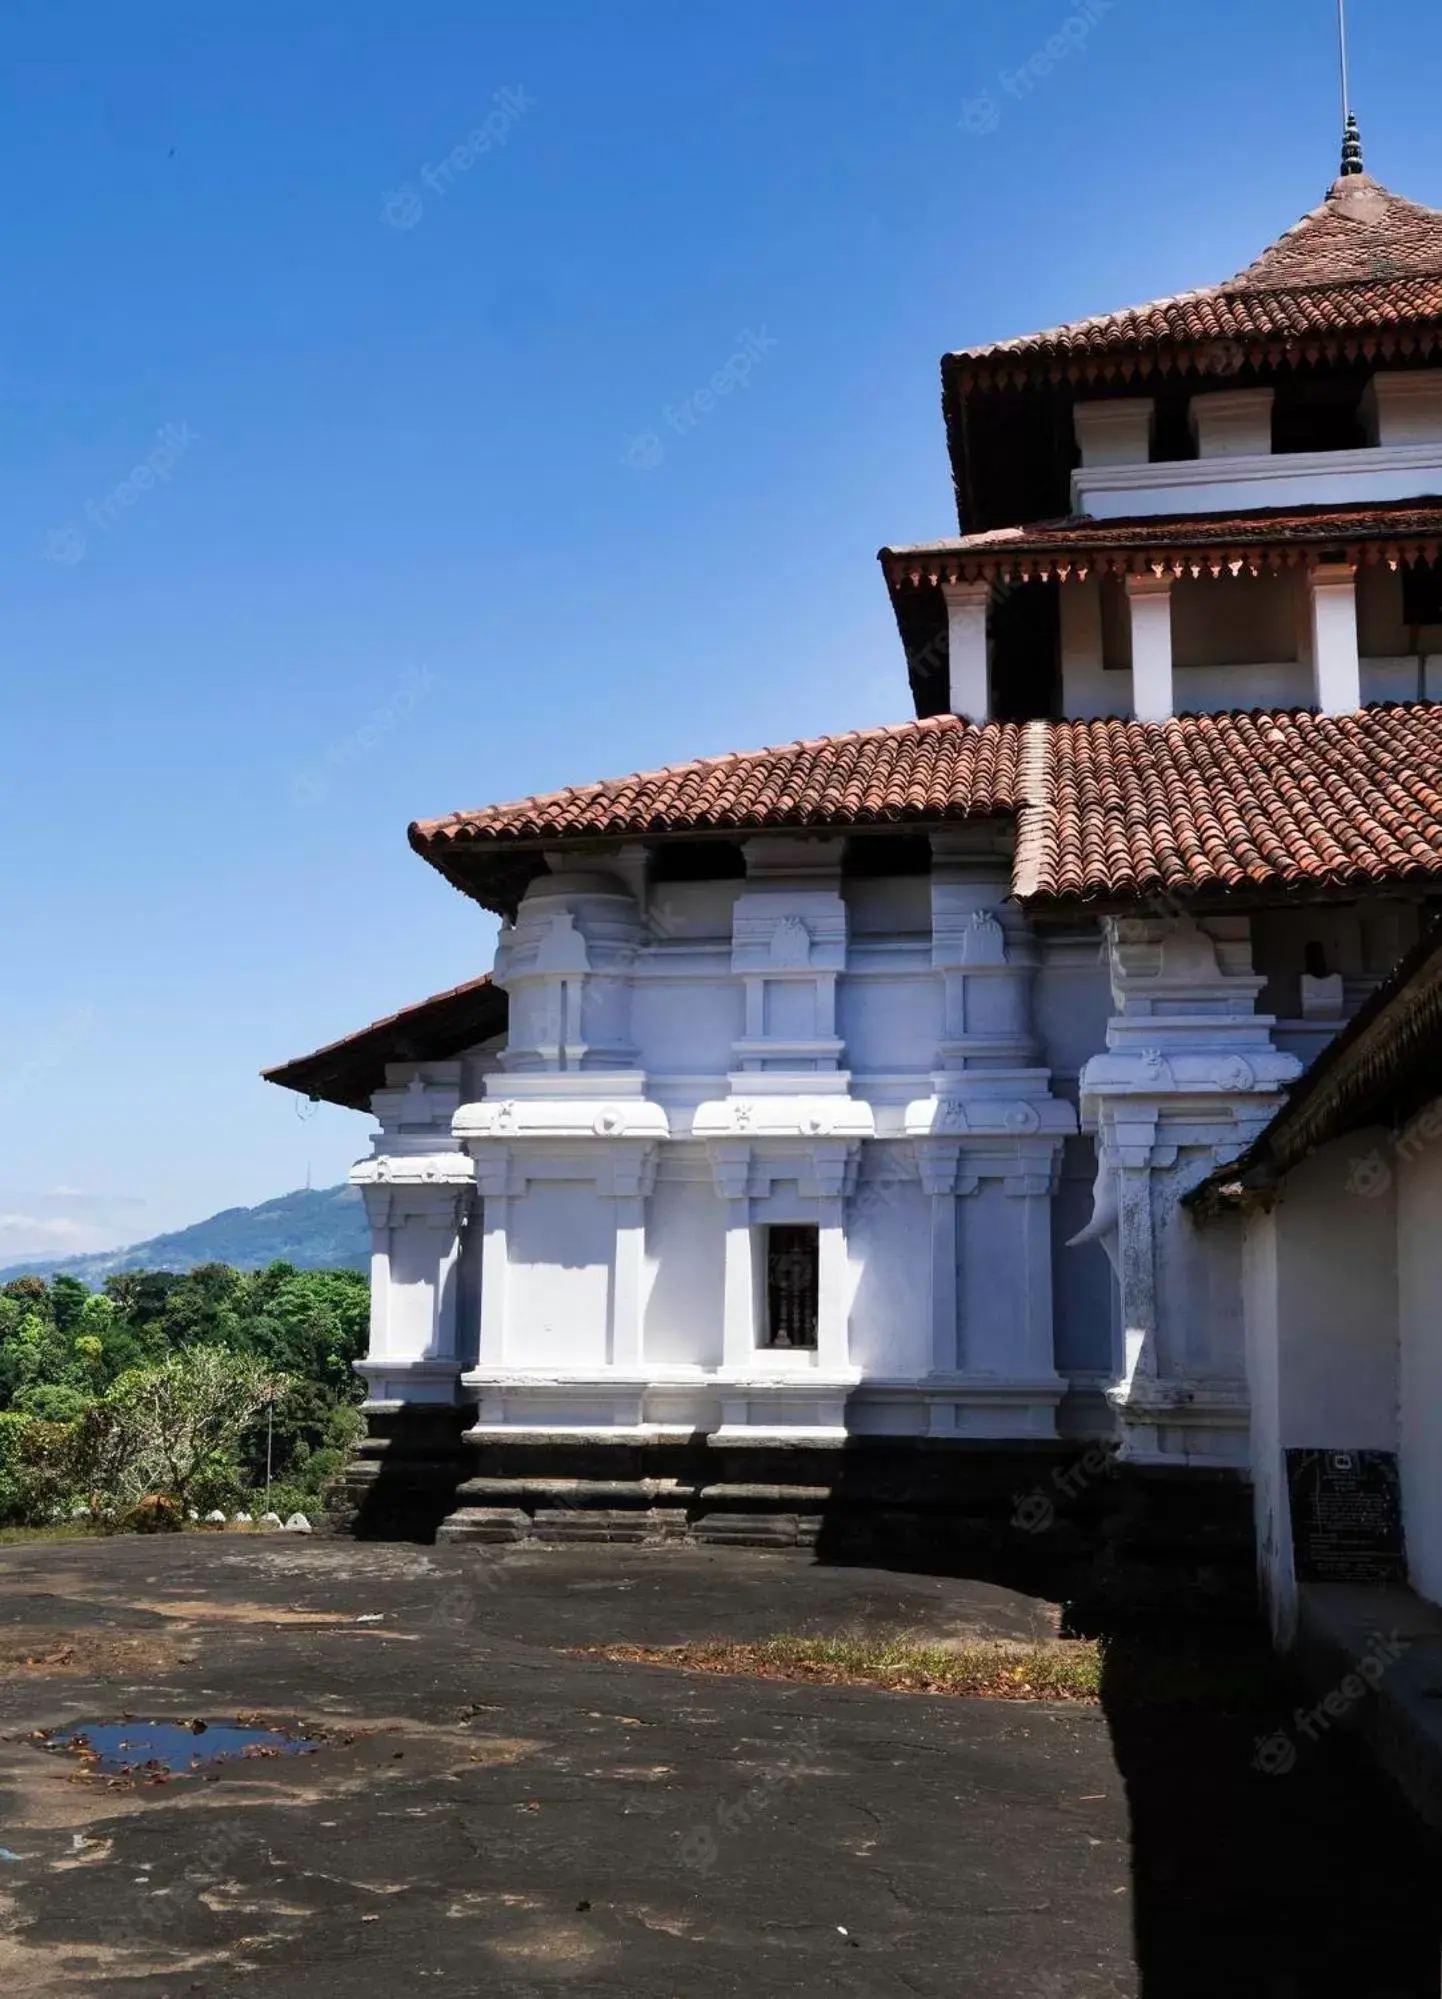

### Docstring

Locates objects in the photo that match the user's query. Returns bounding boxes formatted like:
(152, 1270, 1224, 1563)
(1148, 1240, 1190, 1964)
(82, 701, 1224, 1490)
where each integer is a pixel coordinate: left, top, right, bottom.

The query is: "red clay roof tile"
(411, 704, 1442, 913)
(1028, 706, 1442, 903)
(274, 706, 1442, 1096)
(411, 715, 1024, 852)
(955, 176, 1442, 377)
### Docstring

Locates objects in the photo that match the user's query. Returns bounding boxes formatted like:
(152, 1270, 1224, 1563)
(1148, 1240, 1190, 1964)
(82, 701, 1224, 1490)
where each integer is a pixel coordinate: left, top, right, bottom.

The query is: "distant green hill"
(0, 1185, 369, 1286)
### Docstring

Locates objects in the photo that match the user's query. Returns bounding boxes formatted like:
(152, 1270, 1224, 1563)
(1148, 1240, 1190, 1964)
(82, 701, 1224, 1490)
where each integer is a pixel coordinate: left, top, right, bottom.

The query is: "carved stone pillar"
(1076, 914, 1302, 1465)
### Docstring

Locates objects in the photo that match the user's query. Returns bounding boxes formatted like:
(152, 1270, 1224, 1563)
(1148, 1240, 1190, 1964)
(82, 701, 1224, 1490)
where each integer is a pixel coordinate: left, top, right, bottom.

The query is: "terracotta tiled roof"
(411, 714, 1023, 865)
(263, 975, 507, 1111)
(1026, 706, 1442, 904)
(410, 704, 1442, 917)
(882, 500, 1442, 587)
(277, 707, 1442, 1098)
(954, 176, 1442, 380)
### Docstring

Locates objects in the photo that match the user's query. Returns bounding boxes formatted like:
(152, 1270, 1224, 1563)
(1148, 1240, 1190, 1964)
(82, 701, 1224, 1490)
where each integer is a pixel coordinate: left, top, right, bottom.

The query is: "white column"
(721, 1201, 755, 1367)
(917, 1144, 961, 1373)
(1308, 563, 1361, 716)
(815, 1197, 849, 1372)
(709, 1142, 756, 1368)
(608, 1146, 656, 1369)
(1125, 573, 1175, 722)
(359, 1186, 392, 1365)
(473, 1163, 511, 1368)
(943, 579, 991, 720)
(1005, 1162, 1061, 1380)
(427, 1201, 463, 1360)
(610, 1195, 646, 1369)
(1117, 1161, 1157, 1392)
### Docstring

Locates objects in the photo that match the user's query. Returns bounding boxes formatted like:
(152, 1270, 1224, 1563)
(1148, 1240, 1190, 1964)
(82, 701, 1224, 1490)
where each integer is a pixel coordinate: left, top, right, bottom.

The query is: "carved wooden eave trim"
(948, 322, 1442, 396)
(883, 539, 1442, 592)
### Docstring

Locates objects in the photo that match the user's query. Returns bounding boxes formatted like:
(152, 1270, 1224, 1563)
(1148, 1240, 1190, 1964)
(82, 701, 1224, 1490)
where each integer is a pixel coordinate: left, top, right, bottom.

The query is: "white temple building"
(269, 127, 1442, 1597)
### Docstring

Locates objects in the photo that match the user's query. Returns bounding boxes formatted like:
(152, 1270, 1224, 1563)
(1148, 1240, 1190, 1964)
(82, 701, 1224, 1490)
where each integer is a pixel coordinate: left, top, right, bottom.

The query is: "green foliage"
(95, 1348, 284, 1511)
(0, 1260, 369, 1526)
(14, 1382, 92, 1424)
(0, 1412, 80, 1526)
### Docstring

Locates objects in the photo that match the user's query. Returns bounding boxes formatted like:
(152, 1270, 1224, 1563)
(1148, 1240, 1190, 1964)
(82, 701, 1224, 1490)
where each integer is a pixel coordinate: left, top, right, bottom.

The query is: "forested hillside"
(0, 1262, 368, 1528)
(0, 1186, 368, 1286)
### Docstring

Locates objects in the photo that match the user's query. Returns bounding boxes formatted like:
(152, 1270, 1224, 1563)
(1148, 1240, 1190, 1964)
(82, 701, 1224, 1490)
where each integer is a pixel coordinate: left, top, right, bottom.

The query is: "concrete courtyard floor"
(0, 1535, 1437, 1997)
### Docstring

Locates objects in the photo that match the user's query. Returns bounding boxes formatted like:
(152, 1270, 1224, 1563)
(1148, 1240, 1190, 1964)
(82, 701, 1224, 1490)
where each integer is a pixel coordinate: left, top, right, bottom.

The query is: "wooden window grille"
(765, 1225, 819, 1350)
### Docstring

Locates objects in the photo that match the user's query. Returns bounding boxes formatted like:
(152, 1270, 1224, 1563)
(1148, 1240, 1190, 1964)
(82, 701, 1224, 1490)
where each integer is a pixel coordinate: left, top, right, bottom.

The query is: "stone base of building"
(337, 1403, 1257, 1622)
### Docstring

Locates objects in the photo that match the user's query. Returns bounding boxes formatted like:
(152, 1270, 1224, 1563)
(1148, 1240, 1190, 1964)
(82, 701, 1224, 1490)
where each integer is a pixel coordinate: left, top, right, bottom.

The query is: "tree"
(87, 1350, 287, 1512)
(49, 1276, 91, 1333)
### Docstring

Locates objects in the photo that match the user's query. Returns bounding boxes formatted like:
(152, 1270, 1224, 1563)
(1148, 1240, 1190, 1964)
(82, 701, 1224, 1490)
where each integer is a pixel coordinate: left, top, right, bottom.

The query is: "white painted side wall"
(1242, 1134, 1400, 1639)
(1241, 1211, 1292, 1641)
(1074, 440, 1442, 519)
(1396, 1117, 1442, 1606)
(349, 860, 1418, 1467)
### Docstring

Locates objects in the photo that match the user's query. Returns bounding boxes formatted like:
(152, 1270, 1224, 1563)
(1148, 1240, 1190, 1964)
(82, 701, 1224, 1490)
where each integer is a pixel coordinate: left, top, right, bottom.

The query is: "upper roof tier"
(952, 173, 1442, 387)
(942, 157, 1442, 537)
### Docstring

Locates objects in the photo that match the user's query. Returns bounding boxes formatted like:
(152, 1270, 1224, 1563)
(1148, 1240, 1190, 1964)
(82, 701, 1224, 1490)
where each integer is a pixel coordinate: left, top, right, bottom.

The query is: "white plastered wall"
(1242, 1134, 1400, 1641)
(1395, 1110, 1442, 1606)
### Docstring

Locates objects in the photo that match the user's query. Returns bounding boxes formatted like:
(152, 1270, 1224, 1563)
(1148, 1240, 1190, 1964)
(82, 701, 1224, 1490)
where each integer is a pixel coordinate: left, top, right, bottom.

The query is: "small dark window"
(1402, 564, 1442, 627)
(843, 835, 933, 878)
(1150, 390, 1199, 465)
(764, 1226, 819, 1350)
(1271, 381, 1367, 455)
(649, 840, 747, 883)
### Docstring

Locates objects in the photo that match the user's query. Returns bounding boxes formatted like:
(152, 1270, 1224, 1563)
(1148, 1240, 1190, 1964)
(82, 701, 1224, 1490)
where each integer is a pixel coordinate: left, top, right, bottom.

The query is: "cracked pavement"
(0, 1535, 1436, 1996)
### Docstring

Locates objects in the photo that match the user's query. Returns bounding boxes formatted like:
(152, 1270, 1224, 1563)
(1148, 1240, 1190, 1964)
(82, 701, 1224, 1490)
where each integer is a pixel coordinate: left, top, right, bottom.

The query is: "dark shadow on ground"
(1099, 1626, 1442, 1999)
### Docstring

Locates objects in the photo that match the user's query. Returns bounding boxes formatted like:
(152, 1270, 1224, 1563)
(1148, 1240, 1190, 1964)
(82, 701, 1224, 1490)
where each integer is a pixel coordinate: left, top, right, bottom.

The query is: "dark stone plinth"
(341, 1409, 1259, 1620)
(337, 1401, 473, 1542)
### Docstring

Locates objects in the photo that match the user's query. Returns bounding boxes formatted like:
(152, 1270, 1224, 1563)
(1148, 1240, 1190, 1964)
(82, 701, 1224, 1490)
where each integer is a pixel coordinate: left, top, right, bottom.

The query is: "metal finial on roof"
(1336, 1, 1364, 176)
(1340, 111, 1365, 177)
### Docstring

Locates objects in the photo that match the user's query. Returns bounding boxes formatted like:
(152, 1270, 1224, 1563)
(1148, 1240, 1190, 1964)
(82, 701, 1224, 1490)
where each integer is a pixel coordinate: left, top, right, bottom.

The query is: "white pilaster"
(1005, 1162, 1063, 1383)
(360, 1185, 392, 1362)
(474, 1161, 511, 1368)
(607, 1146, 658, 1369)
(1189, 388, 1274, 459)
(1307, 563, 1362, 716)
(815, 1197, 849, 1375)
(942, 579, 991, 720)
(1124, 572, 1174, 722)
(708, 1142, 756, 1369)
(916, 1143, 962, 1375)
(1074, 398, 1154, 468)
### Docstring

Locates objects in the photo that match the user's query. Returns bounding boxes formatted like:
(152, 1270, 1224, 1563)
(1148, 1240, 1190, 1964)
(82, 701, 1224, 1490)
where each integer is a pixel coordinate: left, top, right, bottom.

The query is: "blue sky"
(1, 0, 1435, 1258)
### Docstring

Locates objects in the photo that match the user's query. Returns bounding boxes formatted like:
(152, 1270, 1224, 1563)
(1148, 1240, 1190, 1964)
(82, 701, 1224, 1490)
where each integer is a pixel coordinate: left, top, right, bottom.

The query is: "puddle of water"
(38, 1719, 321, 1777)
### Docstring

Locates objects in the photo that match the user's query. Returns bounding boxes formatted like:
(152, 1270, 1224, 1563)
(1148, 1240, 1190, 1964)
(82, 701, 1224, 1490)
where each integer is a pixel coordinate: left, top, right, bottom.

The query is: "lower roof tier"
(404, 703, 1442, 915)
